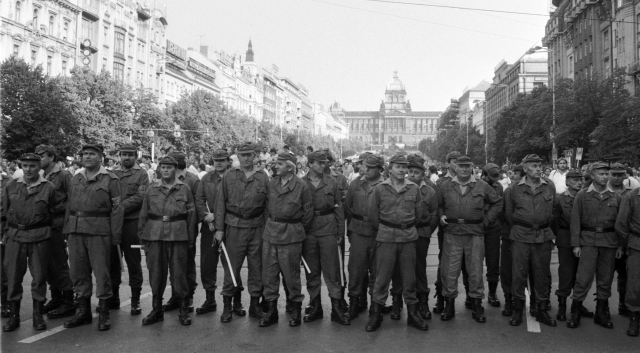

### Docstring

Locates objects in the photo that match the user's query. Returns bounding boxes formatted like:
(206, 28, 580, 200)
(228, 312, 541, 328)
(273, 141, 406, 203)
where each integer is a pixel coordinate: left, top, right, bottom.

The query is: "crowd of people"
(1, 142, 640, 339)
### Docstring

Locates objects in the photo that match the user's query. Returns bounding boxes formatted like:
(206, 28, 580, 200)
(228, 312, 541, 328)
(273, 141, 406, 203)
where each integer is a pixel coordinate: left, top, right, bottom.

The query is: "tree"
(431, 124, 485, 165)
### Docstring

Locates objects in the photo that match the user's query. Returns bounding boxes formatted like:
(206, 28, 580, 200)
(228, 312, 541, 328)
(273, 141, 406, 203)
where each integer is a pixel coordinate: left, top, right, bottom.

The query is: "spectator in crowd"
(198, 163, 207, 179)
(283, 145, 294, 155)
(549, 158, 570, 194)
(229, 146, 240, 168)
(343, 160, 354, 178)
(297, 150, 308, 167)
(625, 167, 640, 189)
(543, 167, 552, 178)
(428, 165, 439, 184)
(306, 146, 314, 154)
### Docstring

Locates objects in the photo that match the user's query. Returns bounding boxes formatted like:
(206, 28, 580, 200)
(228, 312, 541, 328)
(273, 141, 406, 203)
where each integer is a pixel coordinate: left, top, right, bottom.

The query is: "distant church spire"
(246, 39, 254, 62)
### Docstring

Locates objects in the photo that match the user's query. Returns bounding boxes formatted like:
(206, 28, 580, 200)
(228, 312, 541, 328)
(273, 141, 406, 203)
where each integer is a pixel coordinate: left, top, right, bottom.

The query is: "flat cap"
(483, 163, 500, 176)
(158, 156, 178, 166)
(307, 151, 328, 163)
(590, 161, 610, 171)
(283, 144, 290, 149)
(407, 155, 426, 170)
(237, 142, 255, 153)
(446, 151, 461, 161)
(119, 143, 138, 153)
(318, 148, 334, 161)
(82, 143, 104, 154)
(34, 144, 55, 156)
(363, 155, 384, 168)
(456, 156, 473, 165)
(211, 149, 230, 161)
(609, 163, 626, 173)
(168, 151, 186, 163)
(388, 153, 409, 165)
(513, 164, 524, 172)
(358, 152, 372, 162)
(277, 152, 297, 164)
(20, 153, 41, 162)
(566, 170, 583, 178)
(522, 154, 542, 164)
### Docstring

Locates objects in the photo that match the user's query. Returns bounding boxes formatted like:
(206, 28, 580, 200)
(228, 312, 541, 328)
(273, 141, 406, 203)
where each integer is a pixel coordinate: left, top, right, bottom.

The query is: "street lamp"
(473, 99, 487, 164)
(529, 46, 556, 158)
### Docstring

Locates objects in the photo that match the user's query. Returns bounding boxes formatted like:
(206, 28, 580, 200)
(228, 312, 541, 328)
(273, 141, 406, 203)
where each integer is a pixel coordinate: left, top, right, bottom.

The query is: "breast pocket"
(127, 182, 139, 196)
(471, 191, 485, 210)
(401, 195, 416, 213)
(95, 185, 111, 208)
(255, 186, 268, 204)
(174, 195, 188, 213)
(284, 198, 302, 216)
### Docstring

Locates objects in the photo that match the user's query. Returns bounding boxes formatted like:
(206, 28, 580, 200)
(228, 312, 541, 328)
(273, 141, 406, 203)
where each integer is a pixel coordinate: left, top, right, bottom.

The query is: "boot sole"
(48, 310, 77, 319)
(196, 308, 217, 315)
(509, 321, 522, 326)
(98, 325, 111, 331)
(2, 323, 20, 332)
(259, 318, 278, 327)
(131, 309, 142, 316)
(64, 318, 92, 328)
(536, 318, 557, 327)
(142, 317, 164, 325)
(330, 313, 350, 325)
(408, 321, 428, 331)
(365, 325, 380, 332)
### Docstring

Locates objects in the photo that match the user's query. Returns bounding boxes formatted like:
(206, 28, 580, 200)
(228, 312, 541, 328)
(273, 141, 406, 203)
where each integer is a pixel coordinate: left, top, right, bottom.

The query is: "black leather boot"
(580, 302, 594, 318)
(142, 296, 164, 325)
(162, 293, 180, 312)
(358, 295, 368, 313)
(472, 298, 486, 323)
(233, 291, 246, 316)
(464, 297, 473, 310)
(556, 296, 567, 321)
(627, 311, 639, 337)
(187, 293, 195, 313)
(130, 287, 142, 315)
(529, 294, 538, 316)
(196, 290, 217, 315)
(567, 300, 582, 328)
(594, 299, 613, 329)
(289, 301, 302, 326)
(407, 303, 428, 331)
(43, 289, 62, 314)
(0, 292, 9, 318)
(285, 299, 293, 314)
(259, 300, 279, 327)
(365, 302, 383, 332)
(502, 294, 513, 316)
(390, 294, 403, 320)
(33, 299, 47, 330)
(108, 286, 120, 311)
(417, 293, 432, 320)
(433, 282, 444, 314)
(509, 298, 524, 326)
(488, 282, 500, 307)
(2, 301, 20, 332)
(536, 300, 557, 326)
(48, 290, 76, 319)
(619, 291, 630, 317)
(98, 299, 111, 331)
(64, 297, 92, 328)
(347, 295, 359, 320)
(178, 297, 192, 326)
(249, 296, 266, 318)
(220, 296, 233, 323)
(441, 297, 455, 321)
(259, 295, 269, 313)
(331, 298, 350, 325)
(303, 296, 323, 322)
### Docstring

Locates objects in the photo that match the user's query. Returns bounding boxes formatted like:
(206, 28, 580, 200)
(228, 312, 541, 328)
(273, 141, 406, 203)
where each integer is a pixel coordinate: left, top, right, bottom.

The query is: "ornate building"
(331, 71, 441, 148)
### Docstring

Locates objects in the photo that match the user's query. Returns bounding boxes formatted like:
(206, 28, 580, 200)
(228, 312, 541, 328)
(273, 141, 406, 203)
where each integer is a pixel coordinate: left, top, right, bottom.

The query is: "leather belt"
(415, 221, 431, 229)
(314, 208, 334, 216)
(8, 221, 50, 231)
(380, 219, 415, 230)
(582, 226, 615, 233)
(350, 213, 370, 222)
(513, 220, 549, 230)
(148, 214, 188, 222)
(446, 219, 483, 224)
(272, 217, 302, 224)
(1, 216, 6, 222)
(70, 211, 110, 218)
(559, 225, 570, 231)
(226, 208, 264, 220)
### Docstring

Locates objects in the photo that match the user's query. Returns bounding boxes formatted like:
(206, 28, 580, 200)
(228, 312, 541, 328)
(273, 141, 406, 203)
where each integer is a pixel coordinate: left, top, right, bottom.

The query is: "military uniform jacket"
(330, 170, 349, 202)
(43, 164, 72, 229)
(138, 179, 196, 243)
(0, 174, 8, 229)
(3, 175, 56, 242)
(177, 169, 200, 199)
(196, 169, 224, 222)
(344, 175, 384, 236)
(615, 187, 640, 251)
(214, 167, 269, 229)
(263, 175, 313, 245)
(505, 176, 555, 243)
(368, 178, 422, 243)
(302, 173, 345, 237)
(416, 181, 438, 238)
(63, 166, 123, 240)
(437, 175, 502, 236)
(112, 163, 149, 220)
(483, 178, 504, 234)
(570, 184, 622, 248)
(552, 190, 575, 248)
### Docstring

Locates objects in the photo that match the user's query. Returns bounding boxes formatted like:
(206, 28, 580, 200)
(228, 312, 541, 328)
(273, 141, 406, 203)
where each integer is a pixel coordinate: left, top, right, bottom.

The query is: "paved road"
(2, 238, 638, 352)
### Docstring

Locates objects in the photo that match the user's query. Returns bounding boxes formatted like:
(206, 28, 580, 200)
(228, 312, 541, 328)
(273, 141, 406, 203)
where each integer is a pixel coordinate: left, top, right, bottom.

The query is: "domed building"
(331, 71, 442, 148)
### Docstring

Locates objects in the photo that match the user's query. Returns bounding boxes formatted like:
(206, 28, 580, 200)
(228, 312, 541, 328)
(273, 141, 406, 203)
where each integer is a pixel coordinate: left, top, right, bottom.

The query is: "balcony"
(627, 59, 640, 76)
(81, 0, 100, 21)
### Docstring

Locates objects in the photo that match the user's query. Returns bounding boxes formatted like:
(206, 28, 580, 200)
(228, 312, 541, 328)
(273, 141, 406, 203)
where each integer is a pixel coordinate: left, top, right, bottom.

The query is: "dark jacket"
(214, 167, 269, 229)
(416, 181, 438, 238)
(368, 178, 422, 243)
(344, 175, 384, 237)
(43, 164, 72, 229)
(302, 173, 345, 238)
(570, 184, 622, 248)
(505, 176, 556, 243)
(196, 169, 224, 222)
(615, 187, 640, 251)
(263, 175, 314, 244)
(138, 179, 196, 243)
(552, 190, 576, 248)
(112, 163, 149, 220)
(3, 175, 56, 242)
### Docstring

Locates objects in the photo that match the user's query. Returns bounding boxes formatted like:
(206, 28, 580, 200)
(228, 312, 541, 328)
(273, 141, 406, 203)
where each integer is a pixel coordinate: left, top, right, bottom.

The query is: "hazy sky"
(156, 0, 552, 111)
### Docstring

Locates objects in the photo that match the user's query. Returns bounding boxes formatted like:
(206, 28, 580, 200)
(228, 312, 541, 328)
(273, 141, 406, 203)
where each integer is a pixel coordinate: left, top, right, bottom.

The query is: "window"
(113, 60, 124, 81)
(62, 60, 67, 74)
(103, 26, 108, 44)
(102, 56, 107, 70)
(128, 38, 133, 56)
(589, 36, 593, 52)
(63, 21, 68, 41)
(12, 44, 19, 57)
(604, 30, 610, 50)
(127, 67, 132, 83)
(114, 31, 125, 55)
(82, 18, 93, 41)
(46, 55, 52, 75)
(31, 49, 37, 63)
(15, 1, 21, 22)
(49, 15, 54, 35)
(33, 9, 39, 29)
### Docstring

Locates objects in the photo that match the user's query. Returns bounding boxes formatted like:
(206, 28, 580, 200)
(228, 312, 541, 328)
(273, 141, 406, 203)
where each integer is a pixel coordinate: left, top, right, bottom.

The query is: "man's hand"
(189, 242, 195, 249)
(616, 246, 624, 259)
(573, 246, 581, 258)
(112, 238, 121, 246)
(440, 215, 448, 226)
(213, 230, 224, 247)
(204, 213, 215, 223)
(111, 196, 121, 209)
(337, 236, 343, 245)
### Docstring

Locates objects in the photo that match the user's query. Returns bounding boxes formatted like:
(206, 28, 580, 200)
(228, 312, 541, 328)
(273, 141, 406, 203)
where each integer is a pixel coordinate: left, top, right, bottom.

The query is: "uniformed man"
(438, 156, 502, 323)
(615, 179, 640, 336)
(194, 149, 228, 316)
(163, 151, 200, 313)
(504, 154, 557, 327)
(480, 163, 504, 308)
(63, 144, 123, 331)
(259, 152, 313, 327)
(300, 151, 348, 325)
(0, 172, 9, 318)
(138, 156, 197, 326)
(33, 145, 75, 319)
(365, 153, 428, 332)
(2, 153, 55, 332)
(433, 150, 461, 314)
(214, 143, 270, 322)
(567, 162, 623, 329)
(109, 143, 148, 315)
(344, 154, 385, 320)
(407, 154, 438, 320)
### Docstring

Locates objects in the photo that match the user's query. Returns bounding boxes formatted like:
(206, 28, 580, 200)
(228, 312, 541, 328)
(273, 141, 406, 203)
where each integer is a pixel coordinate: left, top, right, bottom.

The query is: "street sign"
(147, 130, 154, 137)
(576, 147, 583, 161)
(565, 149, 573, 157)
(552, 148, 558, 161)
(174, 131, 181, 138)
(490, 157, 495, 162)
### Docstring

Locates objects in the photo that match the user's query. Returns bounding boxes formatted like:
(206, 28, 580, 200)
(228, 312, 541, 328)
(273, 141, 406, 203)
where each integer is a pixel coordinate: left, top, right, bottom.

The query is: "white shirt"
(549, 169, 568, 194)
(230, 154, 240, 168)
(498, 177, 510, 190)
(430, 173, 439, 183)
(12, 168, 23, 180)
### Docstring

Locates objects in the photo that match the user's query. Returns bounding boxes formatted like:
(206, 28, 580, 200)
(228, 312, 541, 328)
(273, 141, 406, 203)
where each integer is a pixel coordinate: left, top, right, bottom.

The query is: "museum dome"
(386, 70, 405, 91)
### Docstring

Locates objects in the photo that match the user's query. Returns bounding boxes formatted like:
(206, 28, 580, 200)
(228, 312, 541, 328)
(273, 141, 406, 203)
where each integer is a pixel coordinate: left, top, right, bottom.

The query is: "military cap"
(566, 170, 583, 179)
(307, 151, 328, 164)
(407, 155, 426, 170)
(388, 154, 409, 165)
(513, 164, 524, 172)
(283, 144, 290, 149)
(609, 163, 626, 173)
(522, 154, 542, 164)
(211, 149, 230, 160)
(20, 153, 41, 162)
(276, 152, 297, 164)
(237, 142, 255, 153)
(319, 148, 334, 161)
(119, 143, 138, 153)
(82, 143, 104, 154)
(363, 155, 384, 168)
(456, 156, 473, 165)
(446, 151, 461, 162)
(358, 152, 372, 162)
(34, 144, 55, 156)
(483, 163, 500, 177)
(590, 161, 610, 171)
(168, 151, 186, 163)
(158, 156, 178, 166)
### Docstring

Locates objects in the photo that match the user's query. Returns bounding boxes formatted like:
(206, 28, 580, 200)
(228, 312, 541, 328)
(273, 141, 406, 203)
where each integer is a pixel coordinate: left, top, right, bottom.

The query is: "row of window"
(12, 2, 72, 41)
(12, 44, 67, 75)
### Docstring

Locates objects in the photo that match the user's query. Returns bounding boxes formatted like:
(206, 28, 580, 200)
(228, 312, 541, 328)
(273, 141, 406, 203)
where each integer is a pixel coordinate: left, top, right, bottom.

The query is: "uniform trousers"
(500, 236, 512, 294)
(571, 246, 616, 301)
(68, 234, 112, 300)
(200, 223, 220, 293)
(615, 254, 628, 295)
(511, 240, 552, 302)
(46, 227, 73, 292)
(555, 246, 579, 298)
(221, 225, 263, 297)
(145, 240, 189, 298)
(372, 242, 418, 306)
(441, 234, 485, 299)
(625, 248, 640, 312)
(415, 236, 431, 295)
(262, 240, 303, 302)
(1, 244, 8, 300)
(186, 230, 198, 296)
(347, 233, 376, 298)
(4, 237, 50, 302)
(303, 234, 342, 301)
(462, 231, 500, 291)
(109, 219, 143, 289)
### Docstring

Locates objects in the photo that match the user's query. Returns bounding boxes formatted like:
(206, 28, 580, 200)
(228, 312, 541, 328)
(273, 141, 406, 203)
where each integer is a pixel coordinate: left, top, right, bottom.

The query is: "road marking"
(19, 292, 152, 344)
(524, 288, 541, 333)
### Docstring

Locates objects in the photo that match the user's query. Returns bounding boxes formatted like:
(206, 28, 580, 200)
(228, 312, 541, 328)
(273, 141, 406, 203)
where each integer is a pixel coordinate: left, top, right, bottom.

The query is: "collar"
(518, 176, 548, 186)
(360, 175, 385, 184)
(444, 171, 455, 179)
(79, 166, 110, 181)
(452, 174, 476, 185)
(17, 174, 48, 189)
(113, 163, 141, 172)
(563, 190, 576, 198)
(608, 181, 633, 191)
(43, 163, 62, 179)
(381, 177, 414, 188)
(176, 169, 187, 179)
(587, 183, 614, 194)
(155, 178, 184, 189)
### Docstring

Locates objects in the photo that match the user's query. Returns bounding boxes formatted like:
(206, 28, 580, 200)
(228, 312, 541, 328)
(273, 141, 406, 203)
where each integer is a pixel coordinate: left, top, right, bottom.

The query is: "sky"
(155, 0, 552, 111)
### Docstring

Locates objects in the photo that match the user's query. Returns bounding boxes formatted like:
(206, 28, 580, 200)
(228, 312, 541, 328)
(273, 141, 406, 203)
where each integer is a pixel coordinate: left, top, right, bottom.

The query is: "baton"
(301, 256, 311, 274)
(131, 244, 144, 249)
(117, 245, 124, 272)
(220, 241, 238, 287)
(337, 247, 344, 287)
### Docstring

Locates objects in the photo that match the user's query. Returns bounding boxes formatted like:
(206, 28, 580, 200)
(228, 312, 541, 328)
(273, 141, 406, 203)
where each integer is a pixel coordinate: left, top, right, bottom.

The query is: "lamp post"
(473, 99, 487, 164)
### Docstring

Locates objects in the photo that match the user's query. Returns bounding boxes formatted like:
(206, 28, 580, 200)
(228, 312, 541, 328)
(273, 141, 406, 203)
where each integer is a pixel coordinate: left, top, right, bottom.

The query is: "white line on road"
(524, 288, 541, 333)
(19, 292, 152, 344)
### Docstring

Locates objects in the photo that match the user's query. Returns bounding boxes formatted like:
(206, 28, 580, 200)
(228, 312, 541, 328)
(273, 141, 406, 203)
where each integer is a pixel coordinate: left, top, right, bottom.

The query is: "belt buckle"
(458, 219, 465, 224)
(400, 224, 408, 230)
(162, 216, 170, 222)
(532, 224, 540, 230)
(76, 212, 85, 217)
(596, 226, 603, 233)
(17, 224, 26, 231)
